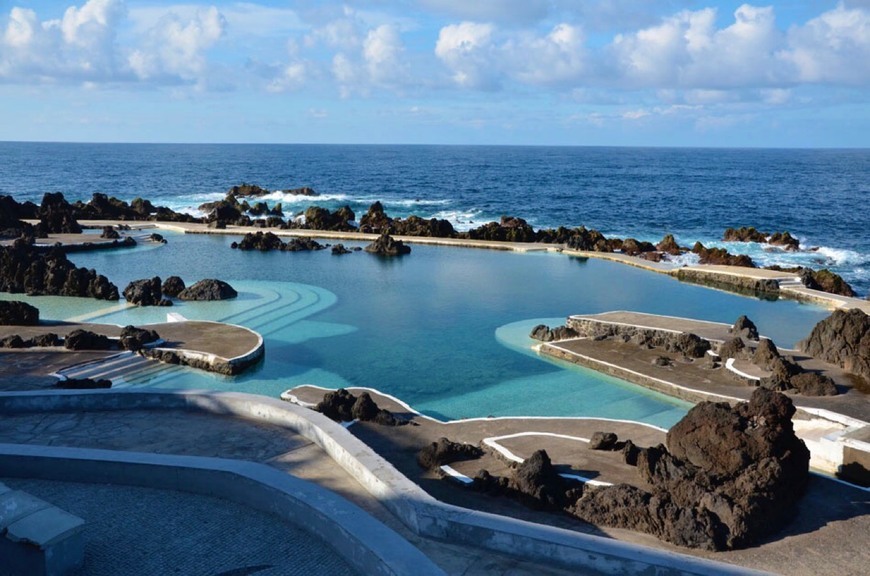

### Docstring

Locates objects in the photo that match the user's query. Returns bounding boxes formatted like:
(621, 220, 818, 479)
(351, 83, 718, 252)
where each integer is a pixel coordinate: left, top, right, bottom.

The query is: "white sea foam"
(264, 191, 351, 204)
(432, 209, 485, 231)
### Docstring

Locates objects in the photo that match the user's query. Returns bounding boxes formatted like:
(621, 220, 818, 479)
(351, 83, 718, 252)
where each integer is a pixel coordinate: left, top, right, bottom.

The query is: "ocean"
(1, 142, 867, 295)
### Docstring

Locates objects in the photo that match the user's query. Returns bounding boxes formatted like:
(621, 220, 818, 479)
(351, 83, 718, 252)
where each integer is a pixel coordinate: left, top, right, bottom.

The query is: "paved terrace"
(0, 319, 263, 380)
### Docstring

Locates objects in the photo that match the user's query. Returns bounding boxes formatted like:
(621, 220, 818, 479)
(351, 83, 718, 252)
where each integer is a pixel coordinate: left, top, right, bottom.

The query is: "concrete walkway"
(0, 406, 580, 576)
(0, 477, 358, 576)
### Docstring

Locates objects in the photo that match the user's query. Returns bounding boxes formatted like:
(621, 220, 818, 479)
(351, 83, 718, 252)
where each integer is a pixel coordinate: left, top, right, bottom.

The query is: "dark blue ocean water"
(1, 142, 867, 294)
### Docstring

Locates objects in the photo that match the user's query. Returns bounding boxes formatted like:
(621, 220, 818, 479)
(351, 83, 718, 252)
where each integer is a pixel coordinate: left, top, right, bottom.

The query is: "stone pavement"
(0, 408, 580, 576)
(0, 477, 358, 576)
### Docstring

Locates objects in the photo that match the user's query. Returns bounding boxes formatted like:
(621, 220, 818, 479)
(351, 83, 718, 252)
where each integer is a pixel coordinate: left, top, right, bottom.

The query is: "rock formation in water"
(572, 389, 810, 551)
(723, 227, 800, 251)
(123, 277, 172, 307)
(529, 324, 578, 342)
(799, 308, 870, 383)
(364, 233, 411, 256)
(230, 231, 326, 252)
(177, 279, 238, 301)
(691, 242, 755, 267)
(0, 301, 39, 325)
(161, 276, 186, 297)
(0, 241, 119, 300)
(656, 234, 683, 255)
(303, 206, 355, 231)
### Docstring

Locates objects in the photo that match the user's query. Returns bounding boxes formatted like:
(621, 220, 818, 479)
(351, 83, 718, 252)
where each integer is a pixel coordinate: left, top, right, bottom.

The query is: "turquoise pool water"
(3, 233, 832, 428)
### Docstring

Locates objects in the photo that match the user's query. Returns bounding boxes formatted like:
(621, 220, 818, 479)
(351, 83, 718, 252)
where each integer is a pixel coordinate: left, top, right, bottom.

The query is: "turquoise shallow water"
(2, 233, 832, 427)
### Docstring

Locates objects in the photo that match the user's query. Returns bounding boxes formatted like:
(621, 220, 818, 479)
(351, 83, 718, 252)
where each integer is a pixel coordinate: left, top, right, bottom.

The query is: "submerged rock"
(55, 377, 112, 389)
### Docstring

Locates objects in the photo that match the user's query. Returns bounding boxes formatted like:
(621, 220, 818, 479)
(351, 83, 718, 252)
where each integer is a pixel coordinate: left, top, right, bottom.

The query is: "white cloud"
(507, 23, 585, 85)
(128, 6, 226, 83)
(782, 3, 870, 84)
(1, 0, 125, 81)
(434, 22, 497, 88)
(363, 24, 407, 85)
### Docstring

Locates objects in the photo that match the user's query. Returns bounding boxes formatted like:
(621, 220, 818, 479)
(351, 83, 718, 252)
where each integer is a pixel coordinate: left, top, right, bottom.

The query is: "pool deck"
(0, 319, 264, 379)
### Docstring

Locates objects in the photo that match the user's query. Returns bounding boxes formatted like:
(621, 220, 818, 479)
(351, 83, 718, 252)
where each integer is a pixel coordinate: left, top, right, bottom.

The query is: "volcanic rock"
(529, 324, 578, 342)
(656, 234, 682, 255)
(119, 325, 161, 351)
(29, 333, 61, 347)
(789, 372, 838, 396)
(620, 238, 656, 256)
(510, 450, 573, 510)
(752, 338, 781, 370)
(0, 242, 119, 300)
(315, 388, 404, 426)
(36, 192, 82, 235)
(0, 301, 39, 325)
(123, 277, 170, 307)
(162, 276, 186, 297)
(417, 437, 484, 470)
(718, 337, 746, 360)
(589, 432, 619, 450)
(177, 279, 238, 301)
(799, 268, 856, 297)
(692, 242, 755, 268)
(730, 315, 759, 340)
(723, 226, 767, 243)
(799, 309, 870, 382)
(331, 244, 352, 255)
(64, 329, 114, 350)
(0, 335, 26, 348)
(768, 231, 800, 251)
(233, 231, 285, 251)
(350, 392, 402, 426)
(303, 206, 355, 231)
(100, 226, 120, 239)
(463, 216, 536, 243)
(572, 389, 810, 550)
(364, 233, 411, 256)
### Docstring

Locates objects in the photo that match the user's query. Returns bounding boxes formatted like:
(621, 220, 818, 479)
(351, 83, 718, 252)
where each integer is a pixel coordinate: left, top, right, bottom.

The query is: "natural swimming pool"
(4, 232, 832, 428)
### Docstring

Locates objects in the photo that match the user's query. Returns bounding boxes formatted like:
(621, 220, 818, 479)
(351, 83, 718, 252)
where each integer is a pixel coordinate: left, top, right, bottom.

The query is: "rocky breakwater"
(799, 309, 870, 384)
(359, 202, 456, 237)
(723, 226, 801, 251)
(0, 240, 119, 300)
(573, 389, 810, 550)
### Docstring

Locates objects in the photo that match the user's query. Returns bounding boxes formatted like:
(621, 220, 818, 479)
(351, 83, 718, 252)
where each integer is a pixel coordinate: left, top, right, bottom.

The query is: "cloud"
(128, 6, 226, 83)
(1, 0, 126, 81)
(782, 3, 870, 84)
(434, 21, 497, 89)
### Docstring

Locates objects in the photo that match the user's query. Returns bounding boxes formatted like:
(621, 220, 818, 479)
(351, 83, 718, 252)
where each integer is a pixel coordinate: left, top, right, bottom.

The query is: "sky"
(0, 0, 868, 146)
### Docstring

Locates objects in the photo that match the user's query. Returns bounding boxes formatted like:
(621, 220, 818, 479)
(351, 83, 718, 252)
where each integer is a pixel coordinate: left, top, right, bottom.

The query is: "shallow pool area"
(2, 233, 833, 427)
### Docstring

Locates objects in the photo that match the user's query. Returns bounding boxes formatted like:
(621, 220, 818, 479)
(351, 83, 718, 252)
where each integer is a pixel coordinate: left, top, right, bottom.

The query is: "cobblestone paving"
(1, 478, 358, 576)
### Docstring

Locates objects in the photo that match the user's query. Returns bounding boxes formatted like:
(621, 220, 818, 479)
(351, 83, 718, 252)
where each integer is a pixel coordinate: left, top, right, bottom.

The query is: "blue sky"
(1, 0, 868, 146)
